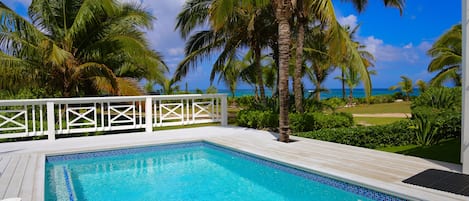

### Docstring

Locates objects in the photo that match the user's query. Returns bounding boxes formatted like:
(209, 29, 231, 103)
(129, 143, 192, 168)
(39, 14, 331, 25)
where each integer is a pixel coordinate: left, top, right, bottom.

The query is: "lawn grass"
(337, 102, 411, 114)
(354, 117, 405, 125)
(377, 138, 461, 164)
(152, 122, 220, 131)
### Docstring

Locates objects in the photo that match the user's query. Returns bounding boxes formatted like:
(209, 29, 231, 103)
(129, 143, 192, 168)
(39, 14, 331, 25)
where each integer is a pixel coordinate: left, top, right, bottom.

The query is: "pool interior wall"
(45, 141, 406, 201)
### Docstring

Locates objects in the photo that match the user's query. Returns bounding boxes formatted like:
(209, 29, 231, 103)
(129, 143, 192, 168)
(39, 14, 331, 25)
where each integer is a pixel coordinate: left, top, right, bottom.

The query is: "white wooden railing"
(0, 94, 227, 140)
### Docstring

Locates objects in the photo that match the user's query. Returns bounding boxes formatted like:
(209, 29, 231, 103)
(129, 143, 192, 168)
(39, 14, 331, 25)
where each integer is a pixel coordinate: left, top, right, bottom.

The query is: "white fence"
(0, 94, 227, 140)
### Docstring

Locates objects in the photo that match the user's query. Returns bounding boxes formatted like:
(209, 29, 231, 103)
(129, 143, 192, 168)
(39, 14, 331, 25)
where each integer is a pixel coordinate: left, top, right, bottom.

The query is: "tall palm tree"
(0, 1, 167, 97)
(271, 0, 294, 142)
(272, 0, 403, 141)
(290, 0, 403, 113)
(389, 75, 413, 101)
(427, 24, 462, 86)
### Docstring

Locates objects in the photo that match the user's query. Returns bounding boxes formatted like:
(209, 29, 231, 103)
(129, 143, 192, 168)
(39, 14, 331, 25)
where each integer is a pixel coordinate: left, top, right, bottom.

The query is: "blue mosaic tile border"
(47, 141, 407, 201)
(46, 141, 204, 163)
(62, 166, 74, 201)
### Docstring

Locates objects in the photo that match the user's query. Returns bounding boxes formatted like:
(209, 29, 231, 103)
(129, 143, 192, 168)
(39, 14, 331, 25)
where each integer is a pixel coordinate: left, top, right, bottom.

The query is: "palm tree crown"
(0, 0, 167, 97)
(427, 24, 462, 87)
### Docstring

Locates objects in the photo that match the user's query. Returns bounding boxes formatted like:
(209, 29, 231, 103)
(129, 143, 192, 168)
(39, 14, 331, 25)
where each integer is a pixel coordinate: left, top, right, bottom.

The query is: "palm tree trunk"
(273, 0, 292, 142)
(341, 69, 346, 100)
(349, 87, 354, 105)
(254, 44, 266, 105)
(315, 82, 321, 101)
(294, 22, 305, 113)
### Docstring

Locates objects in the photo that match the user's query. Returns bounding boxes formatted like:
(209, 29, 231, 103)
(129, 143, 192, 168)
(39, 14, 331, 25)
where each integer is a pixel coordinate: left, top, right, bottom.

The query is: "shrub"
(236, 110, 278, 129)
(294, 120, 415, 149)
(321, 98, 346, 109)
(411, 87, 462, 140)
(411, 114, 441, 146)
(287, 112, 353, 132)
(355, 95, 395, 104)
(411, 87, 461, 110)
(237, 110, 353, 132)
(304, 99, 335, 113)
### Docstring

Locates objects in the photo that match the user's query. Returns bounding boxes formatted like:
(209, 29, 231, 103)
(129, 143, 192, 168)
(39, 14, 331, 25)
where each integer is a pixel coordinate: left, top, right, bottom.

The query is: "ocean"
(210, 88, 420, 99)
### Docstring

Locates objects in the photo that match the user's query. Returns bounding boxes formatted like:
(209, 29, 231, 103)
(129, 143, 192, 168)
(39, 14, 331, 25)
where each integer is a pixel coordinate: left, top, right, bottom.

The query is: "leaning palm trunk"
(341, 70, 346, 100)
(294, 22, 305, 113)
(254, 45, 267, 105)
(349, 87, 354, 105)
(273, 0, 292, 142)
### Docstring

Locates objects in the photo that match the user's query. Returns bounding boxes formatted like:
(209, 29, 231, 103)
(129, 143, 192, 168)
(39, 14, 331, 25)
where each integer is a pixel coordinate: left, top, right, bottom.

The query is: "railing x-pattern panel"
(0, 94, 227, 140)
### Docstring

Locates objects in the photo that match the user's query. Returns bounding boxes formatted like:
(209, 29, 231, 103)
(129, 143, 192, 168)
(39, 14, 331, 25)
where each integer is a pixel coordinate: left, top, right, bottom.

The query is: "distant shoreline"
(187, 88, 420, 99)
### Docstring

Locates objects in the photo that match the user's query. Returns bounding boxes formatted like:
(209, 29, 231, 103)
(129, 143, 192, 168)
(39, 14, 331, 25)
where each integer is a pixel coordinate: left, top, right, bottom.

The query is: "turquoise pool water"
(45, 142, 404, 201)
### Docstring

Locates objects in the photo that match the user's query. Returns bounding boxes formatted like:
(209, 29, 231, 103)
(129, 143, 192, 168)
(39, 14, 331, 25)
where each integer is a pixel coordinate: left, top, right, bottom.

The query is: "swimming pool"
(45, 141, 405, 201)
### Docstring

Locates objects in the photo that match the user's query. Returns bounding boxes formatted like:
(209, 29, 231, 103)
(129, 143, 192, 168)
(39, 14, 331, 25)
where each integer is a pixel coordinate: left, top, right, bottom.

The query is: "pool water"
(45, 142, 404, 201)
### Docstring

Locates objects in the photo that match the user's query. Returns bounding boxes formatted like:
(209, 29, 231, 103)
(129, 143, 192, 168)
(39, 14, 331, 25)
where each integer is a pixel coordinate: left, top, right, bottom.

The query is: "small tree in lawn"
(389, 75, 414, 101)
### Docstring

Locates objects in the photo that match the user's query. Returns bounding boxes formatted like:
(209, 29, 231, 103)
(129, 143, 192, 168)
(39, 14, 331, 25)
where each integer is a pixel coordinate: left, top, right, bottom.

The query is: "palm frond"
(175, 0, 212, 39)
(429, 66, 460, 87)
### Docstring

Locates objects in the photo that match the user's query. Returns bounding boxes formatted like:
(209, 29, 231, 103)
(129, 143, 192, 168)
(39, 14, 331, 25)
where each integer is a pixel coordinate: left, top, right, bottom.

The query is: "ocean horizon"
(194, 88, 420, 99)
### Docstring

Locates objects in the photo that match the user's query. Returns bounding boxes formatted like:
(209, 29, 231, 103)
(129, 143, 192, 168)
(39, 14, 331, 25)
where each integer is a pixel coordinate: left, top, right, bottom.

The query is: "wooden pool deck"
(0, 126, 465, 201)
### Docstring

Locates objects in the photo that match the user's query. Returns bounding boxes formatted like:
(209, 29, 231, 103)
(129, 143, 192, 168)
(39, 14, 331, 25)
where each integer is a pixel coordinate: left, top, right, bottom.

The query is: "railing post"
(145, 97, 153, 133)
(221, 95, 228, 126)
(46, 101, 56, 140)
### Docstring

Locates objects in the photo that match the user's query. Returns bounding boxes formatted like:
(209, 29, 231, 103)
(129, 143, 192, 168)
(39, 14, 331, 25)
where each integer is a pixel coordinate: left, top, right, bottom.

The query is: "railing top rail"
(0, 93, 228, 106)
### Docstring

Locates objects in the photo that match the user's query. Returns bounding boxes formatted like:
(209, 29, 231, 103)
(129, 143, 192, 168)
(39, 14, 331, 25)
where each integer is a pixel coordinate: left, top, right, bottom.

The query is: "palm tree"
(415, 79, 428, 93)
(427, 24, 462, 86)
(271, 0, 294, 142)
(389, 75, 414, 101)
(303, 26, 333, 101)
(343, 25, 376, 103)
(273, 0, 403, 141)
(0, 1, 167, 97)
(174, 0, 276, 104)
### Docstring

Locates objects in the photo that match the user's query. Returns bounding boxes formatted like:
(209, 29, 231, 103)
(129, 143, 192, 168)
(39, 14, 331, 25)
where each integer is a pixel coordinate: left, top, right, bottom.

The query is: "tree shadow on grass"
(397, 138, 461, 164)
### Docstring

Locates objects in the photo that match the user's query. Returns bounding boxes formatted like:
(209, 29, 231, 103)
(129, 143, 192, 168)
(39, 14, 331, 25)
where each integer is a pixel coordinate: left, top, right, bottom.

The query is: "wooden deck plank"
(4, 155, 29, 198)
(19, 154, 38, 201)
(0, 126, 464, 201)
(0, 156, 11, 175)
(0, 156, 19, 199)
(33, 155, 45, 201)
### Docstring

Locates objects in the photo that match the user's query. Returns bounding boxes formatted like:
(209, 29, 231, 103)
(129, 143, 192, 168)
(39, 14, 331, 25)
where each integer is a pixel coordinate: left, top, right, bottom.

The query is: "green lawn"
(354, 117, 404, 125)
(377, 138, 461, 164)
(337, 102, 411, 114)
(152, 123, 221, 131)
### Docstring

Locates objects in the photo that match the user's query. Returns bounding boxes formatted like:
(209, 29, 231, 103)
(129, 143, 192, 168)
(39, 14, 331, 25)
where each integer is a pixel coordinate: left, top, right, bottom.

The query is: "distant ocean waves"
(213, 88, 420, 99)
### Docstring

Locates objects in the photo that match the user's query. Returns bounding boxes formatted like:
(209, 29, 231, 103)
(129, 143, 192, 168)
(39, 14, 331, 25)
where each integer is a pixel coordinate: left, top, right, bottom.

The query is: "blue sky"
(4, 0, 462, 90)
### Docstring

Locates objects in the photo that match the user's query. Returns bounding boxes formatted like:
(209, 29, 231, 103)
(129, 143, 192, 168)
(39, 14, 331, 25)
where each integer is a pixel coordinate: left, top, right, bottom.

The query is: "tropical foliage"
(0, 0, 167, 97)
(427, 24, 462, 87)
(171, 0, 403, 141)
(389, 75, 414, 101)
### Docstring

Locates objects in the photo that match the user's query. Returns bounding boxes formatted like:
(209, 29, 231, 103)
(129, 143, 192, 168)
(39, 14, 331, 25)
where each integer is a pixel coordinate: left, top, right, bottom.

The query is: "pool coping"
(0, 126, 466, 201)
(45, 141, 403, 201)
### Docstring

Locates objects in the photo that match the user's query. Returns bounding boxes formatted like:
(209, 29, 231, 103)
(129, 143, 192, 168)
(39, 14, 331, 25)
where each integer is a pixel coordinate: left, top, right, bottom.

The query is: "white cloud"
(403, 43, 413, 49)
(360, 36, 429, 65)
(168, 48, 184, 56)
(417, 41, 432, 52)
(338, 15, 358, 29)
(362, 36, 383, 56)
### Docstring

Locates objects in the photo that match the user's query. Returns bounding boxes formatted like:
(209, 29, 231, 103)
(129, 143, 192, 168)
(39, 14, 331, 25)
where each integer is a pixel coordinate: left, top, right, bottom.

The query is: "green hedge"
(355, 95, 396, 104)
(294, 120, 415, 149)
(236, 110, 278, 129)
(236, 110, 353, 132)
